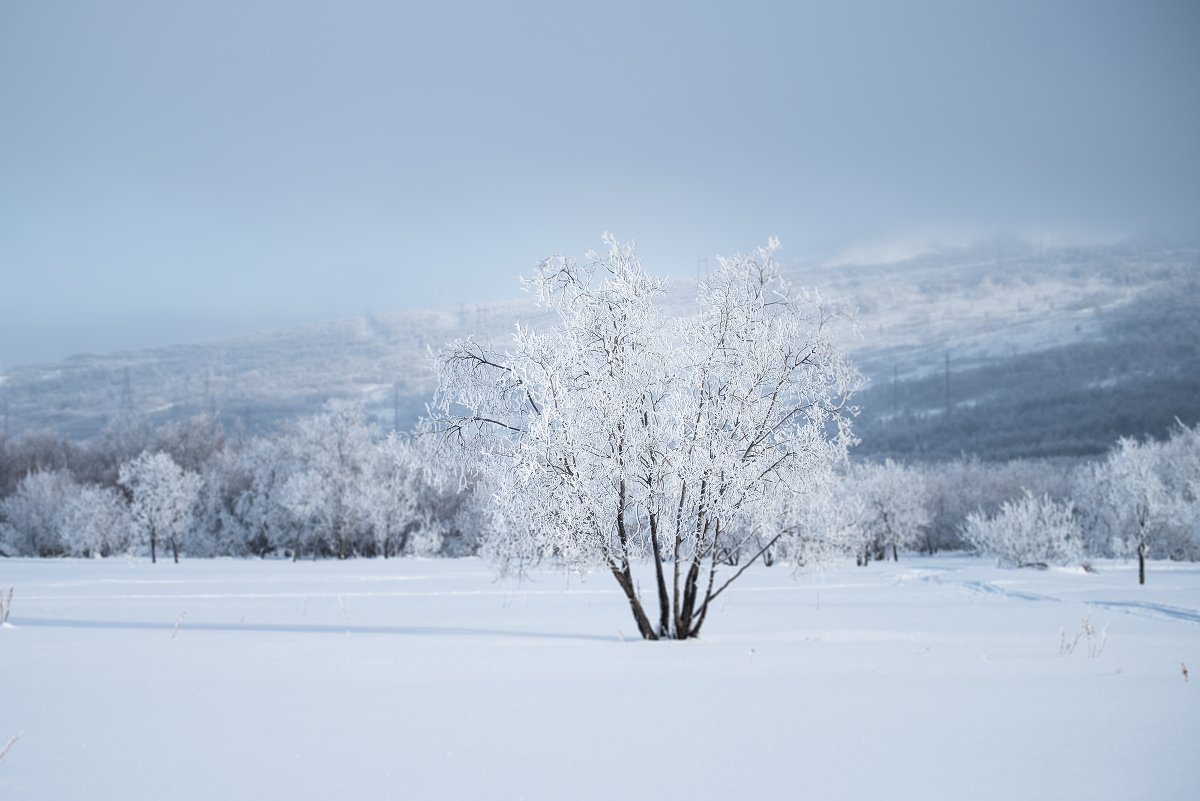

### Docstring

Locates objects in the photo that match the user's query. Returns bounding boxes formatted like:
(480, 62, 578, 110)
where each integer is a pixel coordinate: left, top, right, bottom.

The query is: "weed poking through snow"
(1059, 614, 1107, 658)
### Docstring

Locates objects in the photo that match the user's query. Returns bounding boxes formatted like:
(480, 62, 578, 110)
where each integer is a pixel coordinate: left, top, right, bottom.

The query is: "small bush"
(962, 490, 1083, 567)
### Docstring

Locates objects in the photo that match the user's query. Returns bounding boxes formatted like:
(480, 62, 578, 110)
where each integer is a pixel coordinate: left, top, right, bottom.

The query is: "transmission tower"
(120, 367, 135, 416)
(393, 382, 401, 433)
(944, 351, 951, 419)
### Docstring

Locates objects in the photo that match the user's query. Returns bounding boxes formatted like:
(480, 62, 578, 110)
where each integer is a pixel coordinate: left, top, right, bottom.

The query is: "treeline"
(0, 404, 484, 561)
(843, 423, 1200, 574)
(1, 409, 1197, 575)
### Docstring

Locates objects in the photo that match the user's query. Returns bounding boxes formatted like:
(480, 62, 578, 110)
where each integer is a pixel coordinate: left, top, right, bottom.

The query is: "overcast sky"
(2, 0, 1197, 365)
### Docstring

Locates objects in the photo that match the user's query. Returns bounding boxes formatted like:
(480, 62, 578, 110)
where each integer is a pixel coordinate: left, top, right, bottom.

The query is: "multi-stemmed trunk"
(607, 518, 780, 641)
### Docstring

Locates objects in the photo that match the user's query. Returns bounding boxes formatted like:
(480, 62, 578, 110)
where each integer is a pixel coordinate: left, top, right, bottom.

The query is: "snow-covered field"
(1, 555, 1197, 800)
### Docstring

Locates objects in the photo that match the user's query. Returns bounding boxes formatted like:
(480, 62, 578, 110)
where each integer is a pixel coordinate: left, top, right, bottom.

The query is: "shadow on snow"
(11, 617, 620, 642)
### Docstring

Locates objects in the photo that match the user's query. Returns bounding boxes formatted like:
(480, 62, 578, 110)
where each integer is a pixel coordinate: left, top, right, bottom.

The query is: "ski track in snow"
(1083, 600, 1200, 625)
(927, 572, 1200, 626)
(959, 579, 1058, 603)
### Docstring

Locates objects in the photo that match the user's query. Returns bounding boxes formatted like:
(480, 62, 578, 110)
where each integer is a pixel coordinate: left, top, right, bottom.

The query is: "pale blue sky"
(2, 0, 1197, 364)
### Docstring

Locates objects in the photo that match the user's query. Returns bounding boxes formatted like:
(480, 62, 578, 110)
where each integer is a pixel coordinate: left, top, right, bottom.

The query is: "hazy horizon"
(3, 0, 1198, 366)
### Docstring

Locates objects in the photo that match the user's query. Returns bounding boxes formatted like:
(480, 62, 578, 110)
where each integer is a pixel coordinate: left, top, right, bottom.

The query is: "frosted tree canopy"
(426, 235, 863, 639)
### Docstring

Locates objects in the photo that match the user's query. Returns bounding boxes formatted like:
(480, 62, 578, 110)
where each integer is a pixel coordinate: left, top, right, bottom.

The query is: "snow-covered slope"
(1, 240, 1196, 457)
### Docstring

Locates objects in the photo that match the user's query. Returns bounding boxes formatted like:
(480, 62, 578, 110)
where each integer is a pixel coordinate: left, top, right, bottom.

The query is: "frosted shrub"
(962, 490, 1082, 568)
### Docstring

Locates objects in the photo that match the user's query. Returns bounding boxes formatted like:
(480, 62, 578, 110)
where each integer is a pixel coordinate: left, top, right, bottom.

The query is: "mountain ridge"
(3, 239, 1197, 459)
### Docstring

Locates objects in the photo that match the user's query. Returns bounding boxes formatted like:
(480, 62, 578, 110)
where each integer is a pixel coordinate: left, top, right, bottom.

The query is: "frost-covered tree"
(152, 413, 226, 472)
(119, 451, 202, 563)
(1103, 439, 1165, 585)
(0, 433, 79, 498)
(849, 459, 930, 564)
(1075, 425, 1200, 583)
(277, 468, 330, 560)
(1, 469, 133, 558)
(280, 402, 378, 559)
(1149, 422, 1200, 562)
(769, 463, 867, 569)
(187, 452, 251, 558)
(428, 235, 861, 639)
(58, 484, 134, 558)
(962, 490, 1082, 568)
(922, 457, 1070, 554)
(366, 435, 438, 557)
(232, 435, 292, 557)
(223, 407, 450, 561)
(0, 469, 76, 556)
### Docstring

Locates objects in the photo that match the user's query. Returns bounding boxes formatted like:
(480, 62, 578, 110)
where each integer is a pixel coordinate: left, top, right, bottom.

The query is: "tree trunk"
(892, 544, 899, 562)
(171, 537, 179, 564)
(1138, 542, 1146, 585)
(150, 532, 157, 564)
(648, 521, 671, 638)
(610, 567, 657, 640)
(336, 523, 348, 560)
(677, 561, 701, 637)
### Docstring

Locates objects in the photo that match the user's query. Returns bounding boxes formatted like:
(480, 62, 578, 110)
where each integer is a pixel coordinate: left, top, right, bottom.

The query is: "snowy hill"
(0, 299, 550, 441)
(1, 239, 1197, 458)
(830, 241, 1200, 459)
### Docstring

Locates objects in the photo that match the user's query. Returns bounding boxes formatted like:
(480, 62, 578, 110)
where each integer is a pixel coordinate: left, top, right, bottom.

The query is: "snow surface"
(1, 555, 1197, 800)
